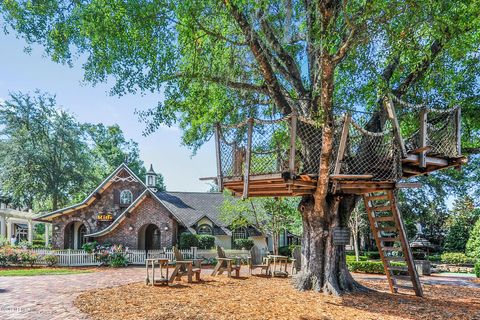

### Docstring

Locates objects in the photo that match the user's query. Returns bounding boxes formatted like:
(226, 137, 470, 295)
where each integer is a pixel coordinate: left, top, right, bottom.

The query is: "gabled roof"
(154, 191, 226, 228)
(35, 163, 145, 221)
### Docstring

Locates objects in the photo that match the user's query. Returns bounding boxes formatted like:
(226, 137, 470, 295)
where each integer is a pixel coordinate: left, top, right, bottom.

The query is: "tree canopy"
(0, 91, 164, 211)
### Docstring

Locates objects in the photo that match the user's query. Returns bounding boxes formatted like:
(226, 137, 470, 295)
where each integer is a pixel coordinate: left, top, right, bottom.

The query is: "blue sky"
(0, 31, 216, 192)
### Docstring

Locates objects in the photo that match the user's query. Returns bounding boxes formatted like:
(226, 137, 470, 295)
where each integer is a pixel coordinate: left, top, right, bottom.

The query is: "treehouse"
(206, 95, 466, 297)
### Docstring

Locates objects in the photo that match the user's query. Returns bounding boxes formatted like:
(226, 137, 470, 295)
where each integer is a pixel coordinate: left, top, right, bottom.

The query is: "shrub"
(0, 236, 9, 248)
(196, 235, 215, 250)
(440, 252, 474, 265)
(179, 233, 198, 249)
(234, 239, 254, 250)
(466, 219, 480, 260)
(109, 245, 129, 268)
(475, 261, 480, 278)
(427, 254, 442, 262)
(365, 251, 381, 260)
(82, 241, 98, 253)
(278, 245, 301, 257)
(346, 255, 368, 262)
(18, 250, 37, 267)
(44, 254, 58, 267)
(347, 260, 406, 274)
(32, 239, 45, 247)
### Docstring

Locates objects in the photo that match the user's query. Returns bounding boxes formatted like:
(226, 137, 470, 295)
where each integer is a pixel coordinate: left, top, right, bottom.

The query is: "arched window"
(120, 190, 133, 205)
(197, 224, 213, 235)
(232, 227, 248, 241)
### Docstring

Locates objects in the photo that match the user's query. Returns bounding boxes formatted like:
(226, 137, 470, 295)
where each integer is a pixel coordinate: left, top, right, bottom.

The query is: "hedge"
(475, 261, 480, 278)
(440, 252, 474, 265)
(234, 239, 254, 250)
(197, 235, 215, 249)
(179, 233, 198, 249)
(347, 260, 406, 274)
(278, 245, 301, 257)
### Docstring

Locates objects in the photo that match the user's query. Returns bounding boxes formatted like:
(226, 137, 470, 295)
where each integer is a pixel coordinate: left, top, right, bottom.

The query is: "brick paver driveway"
(0, 267, 147, 320)
(1, 266, 478, 320)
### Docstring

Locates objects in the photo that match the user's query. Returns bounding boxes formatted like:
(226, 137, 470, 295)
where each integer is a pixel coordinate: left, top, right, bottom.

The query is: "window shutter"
(113, 189, 120, 205)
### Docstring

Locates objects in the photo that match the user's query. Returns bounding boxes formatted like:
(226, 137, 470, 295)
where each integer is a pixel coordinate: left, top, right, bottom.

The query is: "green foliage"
(179, 233, 198, 249)
(427, 254, 442, 262)
(0, 236, 8, 248)
(278, 245, 301, 257)
(0, 91, 165, 210)
(44, 254, 58, 267)
(440, 252, 474, 265)
(466, 219, 480, 260)
(196, 235, 215, 250)
(346, 255, 368, 263)
(32, 239, 45, 248)
(234, 239, 254, 250)
(365, 251, 381, 260)
(475, 261, 480, 278)
(444, 196, 480, 252)
(347, 261, 406, 275)
(92, 244, 129, 267)
(82, 242, 98, 254)
(0, 247, 38, 267)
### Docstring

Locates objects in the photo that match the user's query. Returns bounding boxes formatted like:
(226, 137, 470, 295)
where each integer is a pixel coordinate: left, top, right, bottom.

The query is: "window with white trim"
(120, 190, 133, 205)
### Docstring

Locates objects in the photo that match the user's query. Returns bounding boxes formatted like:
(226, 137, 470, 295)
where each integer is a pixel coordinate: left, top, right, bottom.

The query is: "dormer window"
(197, 224, 213, 235)
(120, 190, 133, 206)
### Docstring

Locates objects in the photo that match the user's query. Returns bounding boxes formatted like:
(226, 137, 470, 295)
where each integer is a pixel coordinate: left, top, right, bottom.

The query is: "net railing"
(389, 94, 461, 158)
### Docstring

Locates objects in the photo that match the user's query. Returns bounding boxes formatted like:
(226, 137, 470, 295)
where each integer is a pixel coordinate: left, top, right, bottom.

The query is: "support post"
(44, 223, 50, 247)
(456, 108, 462, 156)
(214, 123, 224, 191)
(289, 112, 298, 176)
(419, 109, 428, 168)
(242, 118, 254, 199)
(27, 220, 33, 245)
(384, 96, 407, 158)
(332, 113, 351, 193)
(0, 215, 5, 238)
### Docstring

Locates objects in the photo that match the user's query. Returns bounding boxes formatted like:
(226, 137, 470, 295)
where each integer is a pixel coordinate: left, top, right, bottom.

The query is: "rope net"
(390, 94, 461, 158)
(217, 95, 460, 182)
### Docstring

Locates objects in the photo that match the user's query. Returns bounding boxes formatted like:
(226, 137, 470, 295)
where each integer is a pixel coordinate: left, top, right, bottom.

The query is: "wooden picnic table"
(145, 258, 170, 286)
(267, 255, 289, 277)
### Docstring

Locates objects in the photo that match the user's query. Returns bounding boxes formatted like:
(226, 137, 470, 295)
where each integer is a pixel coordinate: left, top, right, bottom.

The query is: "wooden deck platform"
(221, 154, 467, 197)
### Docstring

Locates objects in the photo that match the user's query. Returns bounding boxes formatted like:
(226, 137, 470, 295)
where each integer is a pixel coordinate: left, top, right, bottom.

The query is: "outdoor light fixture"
(128, 225, 134, 231)
(164, 225, 169, 231)
(54, 225, 59, 231)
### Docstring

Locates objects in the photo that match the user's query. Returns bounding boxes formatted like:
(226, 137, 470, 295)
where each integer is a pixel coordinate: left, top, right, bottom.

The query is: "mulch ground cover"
(75, 274, 480, 320)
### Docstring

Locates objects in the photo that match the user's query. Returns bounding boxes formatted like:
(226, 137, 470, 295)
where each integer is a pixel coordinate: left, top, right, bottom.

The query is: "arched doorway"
(64, 221, 88, 249)
(138, 224, 161, 251)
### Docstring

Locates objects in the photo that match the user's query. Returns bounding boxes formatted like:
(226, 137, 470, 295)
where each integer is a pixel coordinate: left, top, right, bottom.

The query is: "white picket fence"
(30, 247, 197, 267)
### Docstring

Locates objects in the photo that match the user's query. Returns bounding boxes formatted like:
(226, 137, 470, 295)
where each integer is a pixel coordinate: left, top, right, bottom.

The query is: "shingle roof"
(155, 191, 226, 228)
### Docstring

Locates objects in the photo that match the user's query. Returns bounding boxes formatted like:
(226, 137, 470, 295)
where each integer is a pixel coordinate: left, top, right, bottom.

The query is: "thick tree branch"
(223, 0, 292, 114)
(170, 72, 269, 94)
(257, 10, 307, 96)
(392, 39, 444, 97)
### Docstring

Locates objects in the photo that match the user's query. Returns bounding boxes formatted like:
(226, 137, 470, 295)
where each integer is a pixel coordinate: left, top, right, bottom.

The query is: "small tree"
(444, 196, 480, 252)
(466, 219, 480, 260)
(348, 205, 368, 262)
(221, 195, 301, 255)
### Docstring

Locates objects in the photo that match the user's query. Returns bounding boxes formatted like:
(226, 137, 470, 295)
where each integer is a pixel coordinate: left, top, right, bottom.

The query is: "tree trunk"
(353, 231, 360, 262)
(293, 194, 367, 295)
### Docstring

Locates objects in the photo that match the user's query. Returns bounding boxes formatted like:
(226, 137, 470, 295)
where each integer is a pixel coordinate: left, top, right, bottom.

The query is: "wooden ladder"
(363, 190, 423, 297)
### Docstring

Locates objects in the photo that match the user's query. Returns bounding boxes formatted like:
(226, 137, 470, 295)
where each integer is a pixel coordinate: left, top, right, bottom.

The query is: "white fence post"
(67, 249, 71, 266)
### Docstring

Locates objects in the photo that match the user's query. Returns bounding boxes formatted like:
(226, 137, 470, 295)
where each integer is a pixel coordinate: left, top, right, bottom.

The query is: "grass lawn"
(0, 267, 95, 276)
(75, 274, 480, 320)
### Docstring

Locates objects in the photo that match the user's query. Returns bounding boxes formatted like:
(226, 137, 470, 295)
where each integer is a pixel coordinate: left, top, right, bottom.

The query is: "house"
(0, 202, 50, 245)
(35, 163, 268, 250)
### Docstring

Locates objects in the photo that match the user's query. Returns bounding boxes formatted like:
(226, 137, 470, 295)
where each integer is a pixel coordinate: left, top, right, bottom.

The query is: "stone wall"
(51, 174, 146, 249)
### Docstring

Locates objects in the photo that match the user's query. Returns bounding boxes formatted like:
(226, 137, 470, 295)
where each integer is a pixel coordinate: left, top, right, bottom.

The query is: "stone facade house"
(36, 164, 268, 250)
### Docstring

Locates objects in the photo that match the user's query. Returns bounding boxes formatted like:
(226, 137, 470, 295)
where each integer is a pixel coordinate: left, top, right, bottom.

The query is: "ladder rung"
(378, 237, 400, 242)
(366, 194, 389, 201)
(377, 226, 398, 232)
(394, 283, 414, 290)
(382, 247, 402, 251)
(388, 266, 408, 272)
(374, 216, 395, 222)
(371, 205, 392, 211)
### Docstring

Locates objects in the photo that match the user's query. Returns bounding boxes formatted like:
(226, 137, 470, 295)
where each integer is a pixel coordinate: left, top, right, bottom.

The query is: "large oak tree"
(1, 0, 479, 294)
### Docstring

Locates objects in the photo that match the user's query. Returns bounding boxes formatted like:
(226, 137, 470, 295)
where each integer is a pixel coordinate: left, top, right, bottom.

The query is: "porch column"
(28, 220, 34, 244)
(0, 215, 5, 238)
(6, 219, 12, 241)
(44, 223, 50, 246)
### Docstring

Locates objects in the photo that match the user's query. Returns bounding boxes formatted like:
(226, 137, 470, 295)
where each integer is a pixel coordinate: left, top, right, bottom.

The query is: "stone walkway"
(0, 267, 146, 320)
(0, 267, 478, 320)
